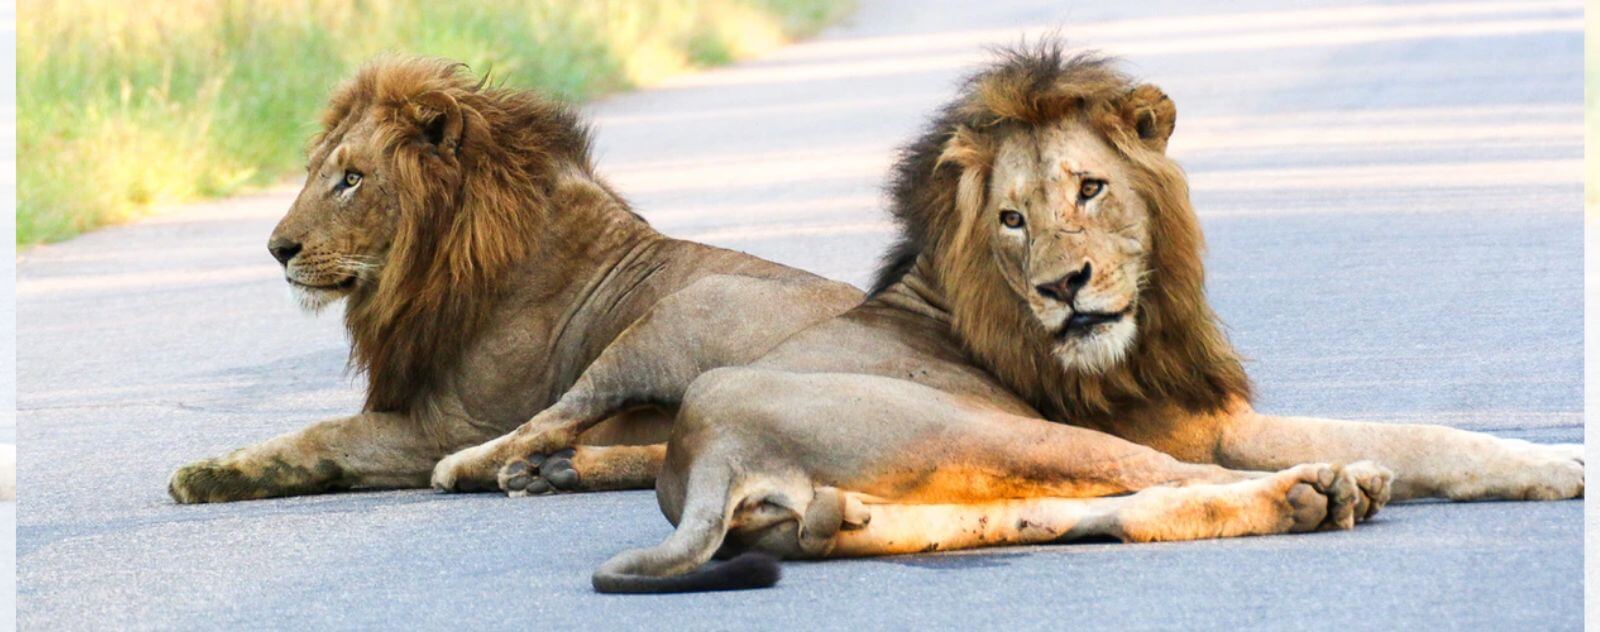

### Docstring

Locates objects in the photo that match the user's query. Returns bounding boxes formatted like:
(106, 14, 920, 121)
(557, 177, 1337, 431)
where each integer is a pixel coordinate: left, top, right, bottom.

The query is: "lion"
(578, 44, 1582, 592)
(166, 57, 862, 504)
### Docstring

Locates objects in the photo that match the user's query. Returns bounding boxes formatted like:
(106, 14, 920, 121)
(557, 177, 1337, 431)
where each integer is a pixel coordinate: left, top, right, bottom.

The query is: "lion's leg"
(741, 463, 1373, 559)
(170, 412, 492, 503)
(853, 411, 1385, 528)
(433, 274, 854, 494)
(679, 369, 1384, 528)
(497, 443, 667, 496)
(431, 394, 642, 493)
(1208, 410, 1582, 501)
(907, 415, 1255, 501)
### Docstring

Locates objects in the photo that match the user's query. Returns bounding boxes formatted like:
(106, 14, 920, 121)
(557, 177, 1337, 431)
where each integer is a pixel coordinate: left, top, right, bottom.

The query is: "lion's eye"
(343, 171, 363, 188)
(999, 210, 1025, 229)
(1078, 179, 1105, 199)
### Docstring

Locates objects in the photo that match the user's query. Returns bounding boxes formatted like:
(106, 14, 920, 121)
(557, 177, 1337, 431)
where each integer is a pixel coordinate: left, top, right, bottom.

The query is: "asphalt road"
(15, 1, 1584, 629)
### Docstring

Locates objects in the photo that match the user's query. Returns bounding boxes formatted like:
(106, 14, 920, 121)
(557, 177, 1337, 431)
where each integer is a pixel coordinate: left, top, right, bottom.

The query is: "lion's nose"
(1035, 261, 1092, 304)
(268, 238, 302, 266)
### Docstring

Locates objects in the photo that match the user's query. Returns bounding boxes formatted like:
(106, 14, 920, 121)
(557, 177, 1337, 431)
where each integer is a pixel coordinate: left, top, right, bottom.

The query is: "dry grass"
(18, 0, 852, 244)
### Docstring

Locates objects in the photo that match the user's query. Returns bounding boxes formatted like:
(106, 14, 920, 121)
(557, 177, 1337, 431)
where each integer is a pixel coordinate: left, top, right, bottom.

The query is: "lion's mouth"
(1057, 308, 1128, 339)
(288, 276, 358, 291)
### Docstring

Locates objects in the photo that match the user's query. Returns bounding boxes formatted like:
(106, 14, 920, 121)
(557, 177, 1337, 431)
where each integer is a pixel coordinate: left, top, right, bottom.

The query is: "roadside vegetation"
(18, 0, 852, 245)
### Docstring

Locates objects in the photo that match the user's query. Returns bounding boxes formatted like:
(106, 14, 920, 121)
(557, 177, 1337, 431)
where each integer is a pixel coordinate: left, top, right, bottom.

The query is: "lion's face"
(984, 117, 1152, 372)
(269, 114, 396, 312)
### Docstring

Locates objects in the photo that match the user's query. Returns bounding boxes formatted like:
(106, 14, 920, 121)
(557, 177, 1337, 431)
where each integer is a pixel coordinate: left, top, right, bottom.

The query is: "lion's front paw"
(1342, 460, 1393, 522)
(1504, 441, 1583, 501)
(433, 427, 581, 495)
(431, 445, 502, 493)
(169, 456, 318, 504)
(1426, 440, 1582, 501)
(1273, 462, 1379, 532)
(170, 459, 233, 504)
(499, 448, 582, 497)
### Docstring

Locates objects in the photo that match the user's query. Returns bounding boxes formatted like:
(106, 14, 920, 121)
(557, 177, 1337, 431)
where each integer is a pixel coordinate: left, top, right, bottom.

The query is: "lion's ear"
(1122, 84, 1176, 153)
(936, 125, 993, 171)
(406, 91, 464, 155)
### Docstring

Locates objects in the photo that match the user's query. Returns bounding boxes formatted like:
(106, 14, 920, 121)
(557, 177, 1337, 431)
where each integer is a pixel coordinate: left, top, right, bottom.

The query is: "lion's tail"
(592, 464, 780, 594)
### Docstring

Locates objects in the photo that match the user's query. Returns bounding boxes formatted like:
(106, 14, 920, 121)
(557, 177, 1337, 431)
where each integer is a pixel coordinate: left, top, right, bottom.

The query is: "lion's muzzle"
(1059, 309, 1126, 338)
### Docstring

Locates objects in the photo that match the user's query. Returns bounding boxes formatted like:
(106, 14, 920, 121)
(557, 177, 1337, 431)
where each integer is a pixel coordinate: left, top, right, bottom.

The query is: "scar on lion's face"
(986, 116, 1151, 372)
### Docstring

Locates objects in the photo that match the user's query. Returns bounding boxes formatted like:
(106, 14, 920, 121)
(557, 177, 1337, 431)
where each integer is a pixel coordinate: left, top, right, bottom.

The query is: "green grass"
(18, 0, 853, 245)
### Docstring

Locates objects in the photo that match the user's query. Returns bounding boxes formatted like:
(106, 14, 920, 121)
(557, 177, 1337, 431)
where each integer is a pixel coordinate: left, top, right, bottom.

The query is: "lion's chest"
(447, 310, 571, 430)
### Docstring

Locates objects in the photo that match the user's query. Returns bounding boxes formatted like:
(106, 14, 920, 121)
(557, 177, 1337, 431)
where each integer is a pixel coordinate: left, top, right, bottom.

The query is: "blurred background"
(16, 0, 851, 245)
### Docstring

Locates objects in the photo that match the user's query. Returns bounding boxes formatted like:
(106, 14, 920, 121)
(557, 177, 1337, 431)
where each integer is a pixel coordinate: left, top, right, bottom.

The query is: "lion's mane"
(871, 41, 1251, 425)
(312, 58, 601, 413)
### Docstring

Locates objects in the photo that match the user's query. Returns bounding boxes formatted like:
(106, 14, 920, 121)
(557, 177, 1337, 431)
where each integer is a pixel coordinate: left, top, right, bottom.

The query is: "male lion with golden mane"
(167, 57, 861, 503)
(587, 44, 1583, 592)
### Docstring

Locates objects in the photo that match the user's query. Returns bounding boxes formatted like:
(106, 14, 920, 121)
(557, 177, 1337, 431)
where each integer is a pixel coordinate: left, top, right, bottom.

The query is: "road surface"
(16, 0, 1583, 629)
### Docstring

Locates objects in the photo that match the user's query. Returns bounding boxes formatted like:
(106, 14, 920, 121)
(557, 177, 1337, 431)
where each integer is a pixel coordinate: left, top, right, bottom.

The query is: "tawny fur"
(594, 41, 1577, 592)
(318, 59, 600, 413)
(168, 57, 860, 503)
(874, 46, 1247, 426)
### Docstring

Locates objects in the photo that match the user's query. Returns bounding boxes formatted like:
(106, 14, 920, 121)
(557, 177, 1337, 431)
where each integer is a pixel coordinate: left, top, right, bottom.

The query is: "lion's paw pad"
(1285, 481, 1330, 533)
(1276, 463, 1366, 532)
(500, 448, 581, 497)
(1343, 461, 1393, 522)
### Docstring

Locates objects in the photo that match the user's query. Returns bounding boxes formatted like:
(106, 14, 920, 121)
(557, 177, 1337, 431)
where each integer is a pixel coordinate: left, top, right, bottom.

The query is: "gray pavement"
(15, 1, 1584, 629)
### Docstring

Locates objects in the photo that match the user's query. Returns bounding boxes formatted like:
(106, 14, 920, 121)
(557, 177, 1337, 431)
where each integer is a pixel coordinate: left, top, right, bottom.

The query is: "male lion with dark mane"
(167, 57, 861, 503)
(587, 44, 1583, 593)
